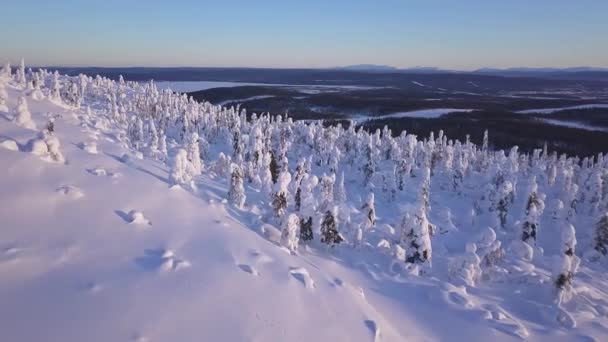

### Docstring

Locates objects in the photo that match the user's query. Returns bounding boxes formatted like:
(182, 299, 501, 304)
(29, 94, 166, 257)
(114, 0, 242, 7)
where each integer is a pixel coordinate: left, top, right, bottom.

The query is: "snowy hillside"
(1, 61, 608, 342)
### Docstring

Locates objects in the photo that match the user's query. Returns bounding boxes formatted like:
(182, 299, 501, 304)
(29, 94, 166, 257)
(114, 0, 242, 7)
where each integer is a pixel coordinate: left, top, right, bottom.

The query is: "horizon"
(2, 0, 608, 70)
(7, 63, 608, 72)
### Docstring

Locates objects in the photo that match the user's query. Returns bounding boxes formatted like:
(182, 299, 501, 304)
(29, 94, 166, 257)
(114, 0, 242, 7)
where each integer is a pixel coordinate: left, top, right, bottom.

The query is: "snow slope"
(516, 104, 608, 114)
(1, 68, 608, 342)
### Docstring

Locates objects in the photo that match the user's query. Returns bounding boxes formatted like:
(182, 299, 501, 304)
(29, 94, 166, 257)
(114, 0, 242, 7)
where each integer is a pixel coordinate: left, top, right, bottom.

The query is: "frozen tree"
(496, 181, 514, 229)
(50, 71, 62, 103)
(299, 175, 318, 242)
(449, 243, 482, 286)
(186, 132, 202, 176)
(0, 81, 8, 112)
(271, 170, 291, 220)
(13, 96, 36, 130)
(321, 206, 343, 246)
(553, 223, 580, 304)
(228, 163, 246, 208)
(401, 207, 433, 267)
(158, 130, 168, 160)
(16, 59, 26, 88)
(521, 177, 545, 245)
(281, 213, 300, 252)
(361, 192, 376, 230)
(334, 171, 347, 204)
(319, 173, 336, 211)
(169, 149, 192, 186)
(476, 227, 506, 281)
(595, 213, 608, 256)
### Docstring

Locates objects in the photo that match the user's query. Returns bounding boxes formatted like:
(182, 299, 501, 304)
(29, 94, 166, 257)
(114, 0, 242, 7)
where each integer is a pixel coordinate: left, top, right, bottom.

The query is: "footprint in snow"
(447, 291, 474, 309)
(134, 249, 190, 273)
(86, 167, 119, 178)
(115, 210, 152, 226)
(289, 267, 315, 290)
(1, 245, 22, 263)
(78, 141, 98, 154)
(364, 320, 381, 342)
(481, 304, 529, 339)
(238, 264, 259, 276)
(56, 185, 84, 200)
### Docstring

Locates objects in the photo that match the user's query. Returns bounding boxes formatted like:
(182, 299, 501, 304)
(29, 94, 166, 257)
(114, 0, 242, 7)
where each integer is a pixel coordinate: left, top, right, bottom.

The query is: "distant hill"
(334, 64, 398, 71)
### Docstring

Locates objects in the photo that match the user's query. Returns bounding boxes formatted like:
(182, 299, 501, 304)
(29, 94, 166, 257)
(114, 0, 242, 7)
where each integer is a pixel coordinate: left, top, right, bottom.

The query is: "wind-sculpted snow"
(0, 61, 608, 341)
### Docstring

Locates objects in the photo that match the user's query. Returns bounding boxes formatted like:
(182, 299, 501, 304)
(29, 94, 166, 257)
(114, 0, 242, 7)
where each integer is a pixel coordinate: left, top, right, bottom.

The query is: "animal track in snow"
(238, 264, 259, 276)
(289, 267, 315, 290)
(86, 167, 120, 178)
(481, 304, 529, 339)
(364, 319, 381, 342)
(78, 141, 98, 154)
(135, 249, 190, 273)
(55, 185, 84, 199)
(115, 210, 152, 226)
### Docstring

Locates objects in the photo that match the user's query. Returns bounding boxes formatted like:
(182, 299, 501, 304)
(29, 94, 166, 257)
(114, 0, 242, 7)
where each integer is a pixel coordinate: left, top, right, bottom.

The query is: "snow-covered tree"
(0, 81, 8, 112)
(401, 207, 433, 267)
(553, 223, 580, 304)
(186, 132, 202, 176)
(13, 96, 36, 130)
(361, 192, 376, 230)
(170, 149, 192, 186)
(228, 163, 246, 208)
(299, 175, 318, 242)
(271, 170, 291, 220)
(595, 213, 608, 256)
(321, 206, 343, 246)
(281, 213, 300, 252)
(521, 177, 545, 245)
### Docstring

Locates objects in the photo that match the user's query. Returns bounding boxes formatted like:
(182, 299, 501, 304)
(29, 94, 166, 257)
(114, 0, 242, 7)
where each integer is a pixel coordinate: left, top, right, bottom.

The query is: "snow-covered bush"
(449, 243, 482, 286)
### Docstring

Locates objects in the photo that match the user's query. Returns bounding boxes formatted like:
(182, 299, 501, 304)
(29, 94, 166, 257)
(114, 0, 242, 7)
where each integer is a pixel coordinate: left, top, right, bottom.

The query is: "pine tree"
(170, 149, 192, 186)
(281, 213, 301, 252)
(272, 170, 291, 220)
(321, 206, 343, 246)
(13, 96, 36, 130)
(0, 81, 10, 112)
(186, 132, 202, 176)
(521, 177, 545, 244)
(361, 192, 376, 229)
(298, 175, 318, 242)
(269, 151, 279, 184)
(595, 213, 608, 255)
(228, 163, 246, 208)
(401, 207, 433, 266)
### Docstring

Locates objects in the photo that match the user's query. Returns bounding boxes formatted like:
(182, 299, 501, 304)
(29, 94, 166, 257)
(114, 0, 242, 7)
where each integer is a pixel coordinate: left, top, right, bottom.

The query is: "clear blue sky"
(1, 0, 607, 70)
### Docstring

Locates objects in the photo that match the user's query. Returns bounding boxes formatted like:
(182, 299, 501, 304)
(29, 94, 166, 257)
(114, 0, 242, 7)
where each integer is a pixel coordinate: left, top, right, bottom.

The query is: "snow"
(516, 103, 608, 114)
(218, 95, 276, 106)
(412, 81, 426, 87)
(360, 108, 473, 121)
(1, 69, 608, 342)
(538, 118, 608, 132)
(152, 81, 265, 93)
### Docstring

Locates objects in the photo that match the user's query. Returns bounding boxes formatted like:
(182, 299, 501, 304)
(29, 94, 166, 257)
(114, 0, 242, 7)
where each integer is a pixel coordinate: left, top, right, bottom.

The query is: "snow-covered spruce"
(228, 163, 246, 208)
(13, 96, 36, 130)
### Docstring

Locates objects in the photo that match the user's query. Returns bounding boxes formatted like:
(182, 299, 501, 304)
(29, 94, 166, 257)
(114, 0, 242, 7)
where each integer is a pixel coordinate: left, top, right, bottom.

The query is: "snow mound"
(79, 141, 98, 154)
(55, 185, 84, 200)
(126, 210, 151, 226)
(0, 139, 19, 151)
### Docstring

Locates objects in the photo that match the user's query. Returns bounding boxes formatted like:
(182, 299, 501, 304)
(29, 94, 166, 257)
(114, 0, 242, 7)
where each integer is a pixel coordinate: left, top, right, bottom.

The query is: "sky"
(1, 0, 607, 70)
